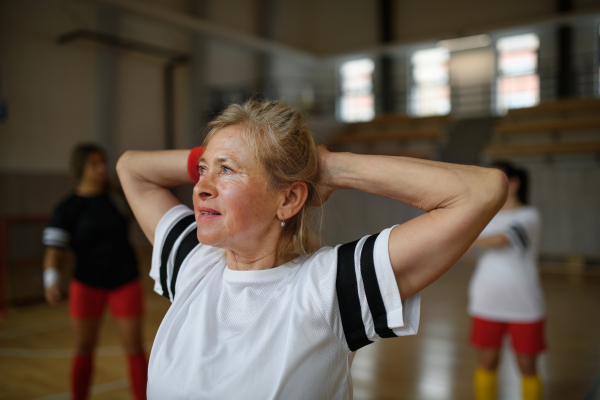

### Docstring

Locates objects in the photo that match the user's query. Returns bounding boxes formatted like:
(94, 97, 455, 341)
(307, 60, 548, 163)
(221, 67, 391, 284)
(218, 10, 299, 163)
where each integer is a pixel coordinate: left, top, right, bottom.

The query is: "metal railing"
(206, 54, 599, 121)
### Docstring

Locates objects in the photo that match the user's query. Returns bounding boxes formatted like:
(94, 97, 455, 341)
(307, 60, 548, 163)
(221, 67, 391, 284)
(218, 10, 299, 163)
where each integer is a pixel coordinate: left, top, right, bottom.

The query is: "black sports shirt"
(43, 192, 139, 289)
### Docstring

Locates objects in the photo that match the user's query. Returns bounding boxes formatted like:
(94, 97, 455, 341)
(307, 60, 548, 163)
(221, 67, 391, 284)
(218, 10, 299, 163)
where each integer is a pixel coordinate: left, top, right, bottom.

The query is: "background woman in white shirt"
(469, 161, 545, 400)
(117, 100, 507, 399)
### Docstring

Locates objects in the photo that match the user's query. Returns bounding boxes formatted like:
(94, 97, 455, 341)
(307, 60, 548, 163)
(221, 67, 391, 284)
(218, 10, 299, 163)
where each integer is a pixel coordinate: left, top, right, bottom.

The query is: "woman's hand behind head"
(314, 145, 336, 206)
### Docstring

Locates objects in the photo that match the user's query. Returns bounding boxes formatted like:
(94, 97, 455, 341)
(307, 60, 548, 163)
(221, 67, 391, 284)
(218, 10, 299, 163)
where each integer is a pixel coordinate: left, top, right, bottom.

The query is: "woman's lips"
(197, 206, 221, 221)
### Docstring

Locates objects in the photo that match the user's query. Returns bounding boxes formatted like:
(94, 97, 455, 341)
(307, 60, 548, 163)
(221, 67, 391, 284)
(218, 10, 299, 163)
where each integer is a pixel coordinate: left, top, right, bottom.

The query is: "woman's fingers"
(315, 145, 335, 205)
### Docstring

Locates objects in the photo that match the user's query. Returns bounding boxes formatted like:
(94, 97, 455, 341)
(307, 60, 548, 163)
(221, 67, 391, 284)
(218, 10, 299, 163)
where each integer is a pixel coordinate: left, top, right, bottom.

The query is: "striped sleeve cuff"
(42, 227, 70, 249)
(507, 223, 530, 251)
(150, 205, 199, 301)
(372, 229, 420, 337)
(336, 226, 421, 352)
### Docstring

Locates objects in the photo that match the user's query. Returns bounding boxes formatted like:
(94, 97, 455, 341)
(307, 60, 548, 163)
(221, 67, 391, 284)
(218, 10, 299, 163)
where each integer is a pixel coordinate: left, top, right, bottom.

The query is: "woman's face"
(82, 151, 108, 185)
(193, 126, 282, 253)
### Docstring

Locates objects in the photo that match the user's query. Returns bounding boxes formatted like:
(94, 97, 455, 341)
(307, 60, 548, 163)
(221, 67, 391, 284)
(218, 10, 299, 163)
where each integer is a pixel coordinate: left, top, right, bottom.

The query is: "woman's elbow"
(480, 168, 509, 212)
(116, 150, 136, 179)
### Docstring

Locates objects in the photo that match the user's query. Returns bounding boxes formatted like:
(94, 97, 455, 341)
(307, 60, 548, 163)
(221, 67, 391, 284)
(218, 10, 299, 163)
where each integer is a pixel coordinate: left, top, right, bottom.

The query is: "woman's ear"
(278, 182, 308, 221)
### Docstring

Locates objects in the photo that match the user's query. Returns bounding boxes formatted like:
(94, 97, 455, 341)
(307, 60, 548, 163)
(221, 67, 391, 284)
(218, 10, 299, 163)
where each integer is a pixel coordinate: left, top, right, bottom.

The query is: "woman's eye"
(197, 166, 206, 175)
(222, 166, 232, 173)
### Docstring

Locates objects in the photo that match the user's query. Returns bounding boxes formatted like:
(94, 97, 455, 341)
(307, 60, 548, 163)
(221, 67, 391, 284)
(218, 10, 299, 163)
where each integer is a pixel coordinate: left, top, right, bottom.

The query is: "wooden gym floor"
(0, 249, 599, 400)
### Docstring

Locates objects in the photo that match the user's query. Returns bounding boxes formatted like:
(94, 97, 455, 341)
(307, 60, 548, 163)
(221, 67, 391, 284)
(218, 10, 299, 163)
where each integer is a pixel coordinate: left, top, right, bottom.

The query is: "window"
(410, 47, 450, 117)
(338, 58, 375, 123)
(496, 33, 540, 115)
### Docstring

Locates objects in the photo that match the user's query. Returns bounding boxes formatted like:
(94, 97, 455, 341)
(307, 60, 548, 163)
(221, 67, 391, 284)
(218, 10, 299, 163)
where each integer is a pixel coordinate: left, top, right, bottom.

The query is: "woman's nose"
(194, 174, 216, 200)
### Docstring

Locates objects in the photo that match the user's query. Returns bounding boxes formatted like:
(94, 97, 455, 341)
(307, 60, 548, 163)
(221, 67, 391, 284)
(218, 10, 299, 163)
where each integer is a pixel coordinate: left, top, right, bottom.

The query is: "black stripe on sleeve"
(360, 233, 397, 339)
(170, 228, 199, 300)
(509, 223, 529, 249)
(160, 214, 196, 300)
(336, 240, 372, 352)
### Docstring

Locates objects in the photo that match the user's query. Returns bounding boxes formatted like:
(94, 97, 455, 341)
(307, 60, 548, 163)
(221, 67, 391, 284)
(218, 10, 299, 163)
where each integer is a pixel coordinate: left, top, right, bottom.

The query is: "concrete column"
(95, 5, 118, 164)
(188, 0, 210, 146)
(257, 0, 279, 100)
(379, 0, 395, 113)
(556, 0, 575, 98)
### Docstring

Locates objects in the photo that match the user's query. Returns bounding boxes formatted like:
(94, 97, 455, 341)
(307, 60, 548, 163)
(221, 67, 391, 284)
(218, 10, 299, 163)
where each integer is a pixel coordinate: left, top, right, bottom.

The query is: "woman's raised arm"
(319, 148, 508, 300)
(117, 150, 191, 245)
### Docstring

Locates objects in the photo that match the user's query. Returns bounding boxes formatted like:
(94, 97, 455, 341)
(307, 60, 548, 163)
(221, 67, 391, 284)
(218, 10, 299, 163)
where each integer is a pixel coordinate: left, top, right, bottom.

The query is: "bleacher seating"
(485, 97, 600, 159)
(331, 114, 449, 159)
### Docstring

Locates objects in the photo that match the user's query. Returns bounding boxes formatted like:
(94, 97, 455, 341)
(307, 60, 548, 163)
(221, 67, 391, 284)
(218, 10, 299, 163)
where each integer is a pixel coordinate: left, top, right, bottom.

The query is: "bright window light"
(496, 33, 540, 114)
(410, 47, 450, 117)
(338, 58, 375, 123)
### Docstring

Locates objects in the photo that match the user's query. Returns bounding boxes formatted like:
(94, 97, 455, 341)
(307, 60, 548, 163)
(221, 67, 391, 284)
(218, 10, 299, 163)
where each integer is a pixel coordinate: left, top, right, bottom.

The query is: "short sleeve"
(150, 205, 200, 301)
(335, 226, 421, 352)
(504, 209, 540, 252)
(42, 202, 73, 249)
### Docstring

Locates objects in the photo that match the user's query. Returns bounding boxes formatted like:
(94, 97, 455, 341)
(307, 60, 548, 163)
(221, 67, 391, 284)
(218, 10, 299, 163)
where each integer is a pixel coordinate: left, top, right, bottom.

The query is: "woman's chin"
(196, 231, 225, 248)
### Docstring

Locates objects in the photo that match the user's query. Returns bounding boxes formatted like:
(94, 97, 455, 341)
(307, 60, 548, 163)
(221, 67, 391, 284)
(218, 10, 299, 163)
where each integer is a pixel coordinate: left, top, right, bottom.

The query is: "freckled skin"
(193, 126, 285, 269)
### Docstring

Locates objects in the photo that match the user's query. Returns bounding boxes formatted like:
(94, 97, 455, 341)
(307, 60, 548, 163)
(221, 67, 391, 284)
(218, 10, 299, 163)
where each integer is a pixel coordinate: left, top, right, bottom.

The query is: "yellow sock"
(474, 367, 497, 400)
(522, 374, 543, 400)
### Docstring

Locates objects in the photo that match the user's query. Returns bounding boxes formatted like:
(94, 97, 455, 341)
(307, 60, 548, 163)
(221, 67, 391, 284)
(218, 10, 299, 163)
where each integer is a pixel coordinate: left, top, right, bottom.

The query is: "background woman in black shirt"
(42, 143, 147, 400)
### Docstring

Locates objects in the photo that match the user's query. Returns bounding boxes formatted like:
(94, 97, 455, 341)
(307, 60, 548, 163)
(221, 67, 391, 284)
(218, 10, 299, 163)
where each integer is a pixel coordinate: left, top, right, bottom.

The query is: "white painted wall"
(0, 0, 97, 173)
(530, 161, 600, 254)
(394, 0, 555, 42)
(206, 39, 258, 86)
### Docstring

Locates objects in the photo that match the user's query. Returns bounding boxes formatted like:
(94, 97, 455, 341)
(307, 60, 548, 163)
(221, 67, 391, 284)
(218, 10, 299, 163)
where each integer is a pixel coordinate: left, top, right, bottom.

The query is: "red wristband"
(187, 146, 205, 183)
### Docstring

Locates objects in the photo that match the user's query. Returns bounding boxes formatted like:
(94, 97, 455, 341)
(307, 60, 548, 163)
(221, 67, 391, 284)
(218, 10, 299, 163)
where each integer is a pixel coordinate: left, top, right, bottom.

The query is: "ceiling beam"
(83, 0, 317, 62)
(83, 0, 600, 61)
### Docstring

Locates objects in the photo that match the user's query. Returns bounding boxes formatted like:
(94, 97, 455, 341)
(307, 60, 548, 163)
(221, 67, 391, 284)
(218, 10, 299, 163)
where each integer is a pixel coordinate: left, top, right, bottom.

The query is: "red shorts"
(69, 279, 144, 319)
(470, 316, 547, 355)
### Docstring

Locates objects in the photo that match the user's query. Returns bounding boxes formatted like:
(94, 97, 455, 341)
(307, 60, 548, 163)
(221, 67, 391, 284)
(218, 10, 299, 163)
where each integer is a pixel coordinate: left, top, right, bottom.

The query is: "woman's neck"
(227, 250, 275, 271)
(226, 249, 278, 271)
(502, 195, 523, 211)
(225, 226, 284, 271)
(76, 180, 106, 197)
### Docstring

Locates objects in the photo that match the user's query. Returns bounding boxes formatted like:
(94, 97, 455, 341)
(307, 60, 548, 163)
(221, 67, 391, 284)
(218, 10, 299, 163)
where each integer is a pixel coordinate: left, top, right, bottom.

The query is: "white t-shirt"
(147, 205, 421, 400)
(468, 206, 545, 322)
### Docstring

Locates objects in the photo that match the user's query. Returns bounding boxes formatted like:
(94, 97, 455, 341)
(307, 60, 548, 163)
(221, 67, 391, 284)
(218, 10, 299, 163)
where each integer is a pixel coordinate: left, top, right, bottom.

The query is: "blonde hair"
(204, 100, 321, 264)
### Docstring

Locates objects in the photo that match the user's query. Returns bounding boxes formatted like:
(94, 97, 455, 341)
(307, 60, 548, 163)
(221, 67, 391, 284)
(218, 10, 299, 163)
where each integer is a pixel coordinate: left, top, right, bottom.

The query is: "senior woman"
(117, 100, 507, 399)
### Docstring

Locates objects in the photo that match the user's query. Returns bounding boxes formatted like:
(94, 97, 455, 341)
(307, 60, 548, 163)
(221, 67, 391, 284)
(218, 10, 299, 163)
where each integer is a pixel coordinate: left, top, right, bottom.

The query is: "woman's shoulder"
(162, 204, 194, 221)
(515, 205, 541, 221)
(53, 191, 78, 207)
(156, 204, 194, 232)
(153, 204, 196, 247)
(51, 192, 85, 217)
(303, 245, 335, 263)
(293, 246, 337, 277)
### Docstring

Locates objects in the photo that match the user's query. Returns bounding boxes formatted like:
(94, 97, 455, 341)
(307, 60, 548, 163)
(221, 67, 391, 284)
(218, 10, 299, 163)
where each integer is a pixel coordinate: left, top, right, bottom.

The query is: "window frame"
(408, 47, 451, 118)
(493, 32, 541, 116)
(337, 58, 376, 123)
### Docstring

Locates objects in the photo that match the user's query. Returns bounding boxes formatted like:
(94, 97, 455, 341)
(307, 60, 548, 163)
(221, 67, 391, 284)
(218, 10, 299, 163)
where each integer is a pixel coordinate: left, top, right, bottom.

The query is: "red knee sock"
(127, 351, 148, 400)
(71, 353, 93, 400)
